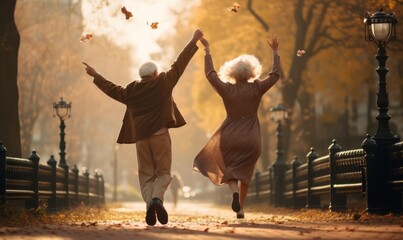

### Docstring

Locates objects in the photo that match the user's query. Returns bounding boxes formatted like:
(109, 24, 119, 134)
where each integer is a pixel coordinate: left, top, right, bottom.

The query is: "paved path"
(0, 201, 402, 239)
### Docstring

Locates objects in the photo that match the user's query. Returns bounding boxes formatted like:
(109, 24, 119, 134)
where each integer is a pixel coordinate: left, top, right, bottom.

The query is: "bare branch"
(306, 2, 329, 54)
(310, 42, 332, 57)
(247, 0, 269, 32)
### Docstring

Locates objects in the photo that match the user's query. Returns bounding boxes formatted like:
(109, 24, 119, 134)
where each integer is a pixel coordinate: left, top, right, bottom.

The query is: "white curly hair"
(219, 54, 262, 84)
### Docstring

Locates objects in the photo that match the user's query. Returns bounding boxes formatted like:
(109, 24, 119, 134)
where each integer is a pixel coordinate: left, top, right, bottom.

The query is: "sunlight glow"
(81, 0, 185, 77)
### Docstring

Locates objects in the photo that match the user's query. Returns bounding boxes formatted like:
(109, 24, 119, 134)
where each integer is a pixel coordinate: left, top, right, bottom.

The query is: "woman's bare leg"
(239, 182, 248, 208)
(228, 179, 239, 193)
(237, 182, 248, 218)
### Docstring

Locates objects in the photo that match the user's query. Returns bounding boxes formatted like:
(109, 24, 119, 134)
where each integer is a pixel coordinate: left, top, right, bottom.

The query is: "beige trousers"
(136, 130, 172, 209)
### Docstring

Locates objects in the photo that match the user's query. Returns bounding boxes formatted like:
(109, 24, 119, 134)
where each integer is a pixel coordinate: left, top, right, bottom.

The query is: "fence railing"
(0, 142, 104, 211)
(247, 135, 403, 212)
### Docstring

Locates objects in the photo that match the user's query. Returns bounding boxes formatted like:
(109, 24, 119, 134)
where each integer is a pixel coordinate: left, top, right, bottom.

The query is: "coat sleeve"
(256, 54, 281, 94)
(93, 73, 126, 104)
(166, 40, 199, 87)
(205, 54, 228, 96)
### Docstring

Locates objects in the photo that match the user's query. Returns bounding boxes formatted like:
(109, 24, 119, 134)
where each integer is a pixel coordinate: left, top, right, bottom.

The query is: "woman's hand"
(200, 37, 209, 48)
(267, 34, 279, 52)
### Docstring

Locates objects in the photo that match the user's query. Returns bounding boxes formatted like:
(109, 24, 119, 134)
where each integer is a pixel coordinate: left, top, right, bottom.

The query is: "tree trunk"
(297, 88, 316, 153)
(282, 56, 308, 161)
(0, 0, 21, 157)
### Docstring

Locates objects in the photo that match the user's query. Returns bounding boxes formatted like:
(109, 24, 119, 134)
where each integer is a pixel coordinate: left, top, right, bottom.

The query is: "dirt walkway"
(1, 201, 402, 239)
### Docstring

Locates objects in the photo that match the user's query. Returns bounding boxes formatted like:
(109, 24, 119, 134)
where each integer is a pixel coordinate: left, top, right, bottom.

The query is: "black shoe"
(237, 212, 245, 219)
(145, 204, 156, 226)
(152, 198, 168, 225)
(232, 192, 241, 212)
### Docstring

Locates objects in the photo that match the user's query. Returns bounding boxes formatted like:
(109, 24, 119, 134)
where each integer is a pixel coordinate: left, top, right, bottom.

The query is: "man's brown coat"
(93, 41, 198, 143)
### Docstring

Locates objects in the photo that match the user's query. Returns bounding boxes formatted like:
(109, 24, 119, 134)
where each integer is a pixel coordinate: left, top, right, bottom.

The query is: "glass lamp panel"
(271, 110, 283, 122)
(371, 23, 391, 41)
(56, 107, 69, 120)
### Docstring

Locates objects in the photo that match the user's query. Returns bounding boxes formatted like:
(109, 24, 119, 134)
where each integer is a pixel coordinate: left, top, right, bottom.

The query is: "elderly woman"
(193, 35, 280, 218)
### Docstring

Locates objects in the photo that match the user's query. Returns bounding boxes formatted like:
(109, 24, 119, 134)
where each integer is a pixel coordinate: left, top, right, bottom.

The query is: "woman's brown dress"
(193, 53, 280, 186)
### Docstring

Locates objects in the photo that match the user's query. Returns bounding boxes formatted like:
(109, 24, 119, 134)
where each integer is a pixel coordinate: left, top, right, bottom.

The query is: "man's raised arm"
(165, 29, 203, 87)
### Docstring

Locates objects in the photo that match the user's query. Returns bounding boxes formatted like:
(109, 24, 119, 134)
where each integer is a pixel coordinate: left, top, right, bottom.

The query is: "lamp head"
(53, 98, 71, 120)
(270, 104, 288, 123)
(364, 9, 398, 47)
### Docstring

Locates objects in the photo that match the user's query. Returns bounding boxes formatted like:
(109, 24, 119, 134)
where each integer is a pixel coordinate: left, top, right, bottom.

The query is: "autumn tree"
(190, 0, 403, 167)
(15, 0, 85, 157)
(15, 0, 134, 182)
(0, 0, 21, 157)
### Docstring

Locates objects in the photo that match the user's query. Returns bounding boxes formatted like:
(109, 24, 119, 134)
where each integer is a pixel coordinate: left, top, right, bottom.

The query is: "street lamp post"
(270, 104, 288, 207)
(365, 9, 398, 141)
(53, 98, 71, 168)
(364, 9, 400, 212)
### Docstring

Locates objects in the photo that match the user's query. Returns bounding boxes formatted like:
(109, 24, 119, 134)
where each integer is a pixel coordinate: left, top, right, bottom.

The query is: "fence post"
(273, 162, 287, 207)
(361, 134, 380, 213)
(83, 168, 90, 205)
(254, 170, 260, 201)
(99, 172, 105, 204)
(72, 165, 79, 206)
(386, 144, 403, 212)
(0, 142, 7, 205)
(62, 165, 70, 209)
(291, 156, 301, 209)
(328, 139, 345, 211)
(95, 170, 100, 204)
(306, 147, 320, 208)
(47, 155, 57, 211)
(28, 150, 40, 209)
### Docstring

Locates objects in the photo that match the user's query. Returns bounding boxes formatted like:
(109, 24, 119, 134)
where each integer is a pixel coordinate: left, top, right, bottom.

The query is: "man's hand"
(267, 34, 279, 52)
(192, 29, 204, 43)
(83, 62, 97, 77)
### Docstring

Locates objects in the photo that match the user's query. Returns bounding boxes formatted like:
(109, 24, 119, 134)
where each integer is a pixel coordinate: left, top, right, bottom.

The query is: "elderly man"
(83, 29, 203, 225)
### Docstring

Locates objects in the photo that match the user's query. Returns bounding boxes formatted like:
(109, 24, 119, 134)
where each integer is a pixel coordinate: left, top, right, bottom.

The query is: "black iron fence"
(247, 135, 403, 212)
(0, 142, 105, 211)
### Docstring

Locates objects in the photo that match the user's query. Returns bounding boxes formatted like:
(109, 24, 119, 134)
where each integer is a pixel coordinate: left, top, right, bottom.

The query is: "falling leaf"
(80, 33, 93, 43)
(121, 6, 133, 20)
(228, 2, 241, 12)
(147, 21, 159, 29)
(296, 49, 306, 57)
